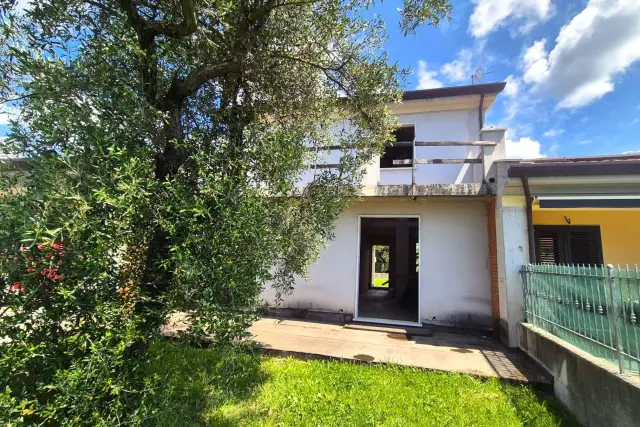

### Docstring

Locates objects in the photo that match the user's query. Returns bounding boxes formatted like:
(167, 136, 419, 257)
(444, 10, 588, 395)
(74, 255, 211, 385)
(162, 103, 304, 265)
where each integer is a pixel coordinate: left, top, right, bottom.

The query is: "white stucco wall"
(262, 198, 493, 327)
(494, 162, 530, 347)
(495, 196, 529, 346)
(389, 109, 482, 185)
(297, 108, 485, 188)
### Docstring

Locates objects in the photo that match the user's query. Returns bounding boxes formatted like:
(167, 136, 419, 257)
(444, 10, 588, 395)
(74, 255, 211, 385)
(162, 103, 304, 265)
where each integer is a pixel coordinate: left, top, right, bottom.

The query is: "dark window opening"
(534, 225, 603, 265)
(380, 126, 415, 169)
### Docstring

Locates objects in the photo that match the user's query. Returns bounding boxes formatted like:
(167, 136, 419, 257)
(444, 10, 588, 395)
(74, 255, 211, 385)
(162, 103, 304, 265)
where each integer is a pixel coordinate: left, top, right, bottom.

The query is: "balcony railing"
(389, 140, 493, 194)
(308, 139, 497, 192)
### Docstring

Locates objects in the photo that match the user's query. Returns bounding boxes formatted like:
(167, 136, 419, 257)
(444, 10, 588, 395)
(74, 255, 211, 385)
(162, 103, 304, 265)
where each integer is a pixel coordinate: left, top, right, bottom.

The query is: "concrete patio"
(164, 314, 550, 385)
(249, 318, 550, 385)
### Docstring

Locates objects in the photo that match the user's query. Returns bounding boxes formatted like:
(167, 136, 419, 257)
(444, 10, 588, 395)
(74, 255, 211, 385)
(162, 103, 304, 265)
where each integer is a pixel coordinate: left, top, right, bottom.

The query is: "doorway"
(356, 217, 420, 325)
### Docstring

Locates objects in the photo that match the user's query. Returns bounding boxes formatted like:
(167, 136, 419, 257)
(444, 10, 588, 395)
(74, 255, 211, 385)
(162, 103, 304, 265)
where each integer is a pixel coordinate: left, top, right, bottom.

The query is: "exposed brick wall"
(487, 199, 500, 339)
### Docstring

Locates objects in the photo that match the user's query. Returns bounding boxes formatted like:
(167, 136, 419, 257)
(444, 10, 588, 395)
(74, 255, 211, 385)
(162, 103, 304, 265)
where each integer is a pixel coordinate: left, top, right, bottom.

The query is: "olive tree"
(0, 0, 450, 424)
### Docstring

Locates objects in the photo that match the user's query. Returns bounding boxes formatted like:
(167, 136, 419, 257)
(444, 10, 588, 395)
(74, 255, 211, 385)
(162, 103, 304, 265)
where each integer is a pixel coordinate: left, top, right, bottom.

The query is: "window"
(534, 225, 603, 265)
(380, 126, 415, 169)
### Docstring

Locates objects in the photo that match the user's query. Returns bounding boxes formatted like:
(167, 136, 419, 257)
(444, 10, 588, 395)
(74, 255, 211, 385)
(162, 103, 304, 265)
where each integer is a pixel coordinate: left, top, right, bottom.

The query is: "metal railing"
(521, 264, 640, 374)
(390, 140, 491, 196)
(308, 140, 496, 190)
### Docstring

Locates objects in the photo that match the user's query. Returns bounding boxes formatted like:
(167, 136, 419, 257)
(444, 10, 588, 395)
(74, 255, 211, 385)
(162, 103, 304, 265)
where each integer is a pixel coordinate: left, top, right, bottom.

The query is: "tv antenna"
(471, 66, 494, 84)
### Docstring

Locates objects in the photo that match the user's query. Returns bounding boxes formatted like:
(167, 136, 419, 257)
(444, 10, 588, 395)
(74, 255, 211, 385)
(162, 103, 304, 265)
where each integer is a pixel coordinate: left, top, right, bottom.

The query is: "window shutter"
(535, 230, 560, 264)
(568, 229, 602, 265)
(556, 231, 567, 264)
(534, 225, 603, 265)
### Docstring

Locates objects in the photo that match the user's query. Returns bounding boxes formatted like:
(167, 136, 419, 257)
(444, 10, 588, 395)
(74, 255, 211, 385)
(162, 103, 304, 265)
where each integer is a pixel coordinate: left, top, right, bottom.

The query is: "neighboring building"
(493, 154, 640, 346)
(263, 82, 508, 331)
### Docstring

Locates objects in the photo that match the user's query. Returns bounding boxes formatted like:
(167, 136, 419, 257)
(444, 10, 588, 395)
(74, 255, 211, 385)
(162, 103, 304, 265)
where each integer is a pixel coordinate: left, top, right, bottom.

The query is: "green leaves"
(400, 0, 453, 35)
(0, 0, 451, 424)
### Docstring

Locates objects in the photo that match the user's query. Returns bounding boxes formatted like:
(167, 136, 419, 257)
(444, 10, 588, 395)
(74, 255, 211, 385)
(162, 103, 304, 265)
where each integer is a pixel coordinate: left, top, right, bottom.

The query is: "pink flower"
(53, 243, 65, 250)
(10, 283, 24, 293)
(27, 268, 35, 273)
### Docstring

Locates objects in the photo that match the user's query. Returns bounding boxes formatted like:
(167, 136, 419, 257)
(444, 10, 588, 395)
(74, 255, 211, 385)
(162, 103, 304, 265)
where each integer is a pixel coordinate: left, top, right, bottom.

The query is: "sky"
(374, 0, 640, 158)
(2, 0, 640, 159)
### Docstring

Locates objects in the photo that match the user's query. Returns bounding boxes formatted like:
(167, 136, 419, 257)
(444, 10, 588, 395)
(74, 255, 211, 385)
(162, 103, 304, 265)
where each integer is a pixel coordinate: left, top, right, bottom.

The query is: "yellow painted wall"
(533, 209, 640, 266)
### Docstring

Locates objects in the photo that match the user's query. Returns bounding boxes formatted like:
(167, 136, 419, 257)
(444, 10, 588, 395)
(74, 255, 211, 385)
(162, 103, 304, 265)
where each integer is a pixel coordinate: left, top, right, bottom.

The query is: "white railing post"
(607, 264, 625, 374)
(411, 137, 416, 196)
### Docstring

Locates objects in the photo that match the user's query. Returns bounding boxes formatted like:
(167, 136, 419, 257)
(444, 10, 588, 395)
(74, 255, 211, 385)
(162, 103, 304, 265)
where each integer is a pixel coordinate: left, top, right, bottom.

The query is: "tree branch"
(119, 0, 198, 38)
(83, 0, 119, 15)
(163, 61, 242, 108)
(275, 53, 378, 129)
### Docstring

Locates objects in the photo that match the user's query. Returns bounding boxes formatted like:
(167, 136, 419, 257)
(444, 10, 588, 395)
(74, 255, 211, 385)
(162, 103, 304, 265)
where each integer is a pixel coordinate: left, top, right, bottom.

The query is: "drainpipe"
(521, 176, 536, 263)
(478, 92, 485, 131)
(477, 92, 485, 183)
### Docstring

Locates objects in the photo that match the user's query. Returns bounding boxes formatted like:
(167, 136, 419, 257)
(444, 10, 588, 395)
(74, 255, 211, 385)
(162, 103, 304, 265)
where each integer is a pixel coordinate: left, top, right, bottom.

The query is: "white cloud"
(415, 60, 444, 89)
(506, 136, 544, 158)
(9, 0, 30, 14)
(469, 0, 553, 38)
(622, 150, 640, 155)
(521, 0, 640, 109)
(576, 139, 592, 145)
(440, 49, 474, 83)
(503, 75, 521, 97)
(0, 105, 20, 126)
(543, 128, 564, 138)
(500, 76, 524, 120)
(522, 39, 549, 84)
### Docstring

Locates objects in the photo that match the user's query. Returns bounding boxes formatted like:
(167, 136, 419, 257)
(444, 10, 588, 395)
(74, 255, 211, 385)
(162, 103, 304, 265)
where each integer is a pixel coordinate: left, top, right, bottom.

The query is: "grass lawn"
(150, 343, 577, 427)
(373, 277, 389, 288)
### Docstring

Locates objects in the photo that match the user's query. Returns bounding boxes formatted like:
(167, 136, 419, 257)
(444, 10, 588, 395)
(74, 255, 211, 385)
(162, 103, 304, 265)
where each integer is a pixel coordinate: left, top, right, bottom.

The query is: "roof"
(401, 82, 507, 102)
(508, 154, 640, 178)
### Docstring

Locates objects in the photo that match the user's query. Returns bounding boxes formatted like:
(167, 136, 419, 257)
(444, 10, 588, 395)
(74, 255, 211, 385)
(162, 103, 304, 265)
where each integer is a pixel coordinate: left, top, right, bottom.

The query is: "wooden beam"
(310, 145, 356, 150)
(393, 159, 482, 165)
(312, 164, 341, 169)
(391, 159, 413, 165)
(416, 159, 482, 164)
(415, 141, 496, 147)
(391, 140, 496, 147)
(308, 140, 497, 150)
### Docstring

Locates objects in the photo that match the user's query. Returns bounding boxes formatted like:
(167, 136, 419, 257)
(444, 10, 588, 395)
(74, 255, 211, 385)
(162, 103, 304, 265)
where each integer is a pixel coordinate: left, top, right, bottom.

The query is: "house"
(262, 83, 640, 349)
(262, 82, 509, 332)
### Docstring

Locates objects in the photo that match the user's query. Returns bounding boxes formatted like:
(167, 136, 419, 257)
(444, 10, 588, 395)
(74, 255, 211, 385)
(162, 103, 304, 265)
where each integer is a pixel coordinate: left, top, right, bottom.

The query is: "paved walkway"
(249, 318, 550, 385)
(164, 314, 550, 385)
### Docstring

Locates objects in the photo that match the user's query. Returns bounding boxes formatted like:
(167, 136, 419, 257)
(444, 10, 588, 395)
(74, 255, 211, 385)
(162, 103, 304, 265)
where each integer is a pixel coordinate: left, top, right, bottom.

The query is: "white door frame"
(354, 214, 422, 327)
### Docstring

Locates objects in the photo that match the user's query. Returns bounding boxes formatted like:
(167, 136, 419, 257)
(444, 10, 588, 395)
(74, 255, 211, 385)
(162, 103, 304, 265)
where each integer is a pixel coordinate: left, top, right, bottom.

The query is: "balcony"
(302, 128, 506, 197)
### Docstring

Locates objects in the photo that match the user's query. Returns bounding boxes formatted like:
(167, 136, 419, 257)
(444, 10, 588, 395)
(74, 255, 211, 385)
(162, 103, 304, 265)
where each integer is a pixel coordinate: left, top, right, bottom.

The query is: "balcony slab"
(364, 183, 495, 197)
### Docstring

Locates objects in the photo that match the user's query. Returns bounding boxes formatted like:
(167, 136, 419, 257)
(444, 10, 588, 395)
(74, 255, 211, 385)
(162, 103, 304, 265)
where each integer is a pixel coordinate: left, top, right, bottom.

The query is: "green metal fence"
(521, 264, 640, 374)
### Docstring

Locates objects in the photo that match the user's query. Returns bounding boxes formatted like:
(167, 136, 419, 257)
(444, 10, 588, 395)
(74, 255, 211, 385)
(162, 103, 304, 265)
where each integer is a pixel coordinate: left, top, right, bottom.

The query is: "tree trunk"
(138, 105, 188, 332)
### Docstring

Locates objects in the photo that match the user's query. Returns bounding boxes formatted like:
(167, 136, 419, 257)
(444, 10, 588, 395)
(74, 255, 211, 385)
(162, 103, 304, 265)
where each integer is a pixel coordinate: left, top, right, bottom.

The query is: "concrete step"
(343, 322, 433, 337)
